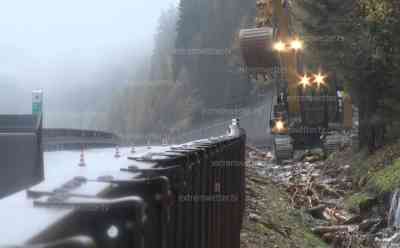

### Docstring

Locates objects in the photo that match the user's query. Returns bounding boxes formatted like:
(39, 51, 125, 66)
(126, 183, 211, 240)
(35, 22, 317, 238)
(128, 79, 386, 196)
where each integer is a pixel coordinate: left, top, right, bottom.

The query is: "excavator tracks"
(323, 133, 342, 155)
(273, 135, 293, 163)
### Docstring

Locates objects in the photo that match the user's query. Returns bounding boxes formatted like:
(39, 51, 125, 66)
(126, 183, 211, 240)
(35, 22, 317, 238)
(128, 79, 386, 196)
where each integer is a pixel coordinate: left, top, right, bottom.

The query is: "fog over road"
(0, 0, 177, 120)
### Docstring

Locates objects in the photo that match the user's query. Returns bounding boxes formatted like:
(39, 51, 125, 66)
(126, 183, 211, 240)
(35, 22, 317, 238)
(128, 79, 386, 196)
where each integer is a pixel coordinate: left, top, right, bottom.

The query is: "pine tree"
(150, 5, 178, 81)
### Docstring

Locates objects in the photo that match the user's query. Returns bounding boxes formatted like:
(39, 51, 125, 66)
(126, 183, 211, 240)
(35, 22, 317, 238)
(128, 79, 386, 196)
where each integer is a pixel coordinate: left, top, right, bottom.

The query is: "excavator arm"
(240, 0, 301, 120)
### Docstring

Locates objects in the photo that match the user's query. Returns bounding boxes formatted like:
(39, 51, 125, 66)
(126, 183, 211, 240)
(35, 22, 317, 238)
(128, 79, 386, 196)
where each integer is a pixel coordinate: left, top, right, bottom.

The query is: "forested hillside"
(107, 0, 258, 137)
(174, 0, 255, 107)
(106, 5, 201, 137)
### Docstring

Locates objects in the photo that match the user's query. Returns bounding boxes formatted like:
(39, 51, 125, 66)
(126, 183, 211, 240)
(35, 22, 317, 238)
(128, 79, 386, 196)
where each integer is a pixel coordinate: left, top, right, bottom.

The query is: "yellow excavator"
(239, 0, 354, 162)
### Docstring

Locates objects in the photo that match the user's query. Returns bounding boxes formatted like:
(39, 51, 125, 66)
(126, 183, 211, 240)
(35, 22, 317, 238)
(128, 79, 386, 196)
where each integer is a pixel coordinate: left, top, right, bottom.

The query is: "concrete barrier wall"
(0, 115, 44, 199)
(0, 128, 246, 248)
(0, 133, 43, 198)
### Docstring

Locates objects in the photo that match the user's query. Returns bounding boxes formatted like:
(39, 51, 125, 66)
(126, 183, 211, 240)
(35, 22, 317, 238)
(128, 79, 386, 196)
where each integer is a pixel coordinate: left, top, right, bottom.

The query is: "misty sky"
(0, 0, 178, 117)
(0, 0, 177, 87)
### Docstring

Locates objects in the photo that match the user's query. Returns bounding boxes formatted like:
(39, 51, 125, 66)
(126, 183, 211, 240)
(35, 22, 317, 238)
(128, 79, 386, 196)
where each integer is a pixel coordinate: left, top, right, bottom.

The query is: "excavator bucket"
(239, 27, 278, 71)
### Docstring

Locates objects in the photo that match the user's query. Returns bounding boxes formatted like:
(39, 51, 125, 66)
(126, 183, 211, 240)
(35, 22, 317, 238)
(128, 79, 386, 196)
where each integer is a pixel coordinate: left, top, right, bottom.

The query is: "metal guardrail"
(0, 120, 246, 248)
(42, 128, 120, 150)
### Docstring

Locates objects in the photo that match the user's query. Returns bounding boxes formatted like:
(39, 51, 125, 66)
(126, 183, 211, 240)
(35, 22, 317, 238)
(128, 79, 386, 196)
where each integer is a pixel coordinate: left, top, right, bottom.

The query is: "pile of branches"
(284, 160, 365, 246)
(247, 145, 380, 247)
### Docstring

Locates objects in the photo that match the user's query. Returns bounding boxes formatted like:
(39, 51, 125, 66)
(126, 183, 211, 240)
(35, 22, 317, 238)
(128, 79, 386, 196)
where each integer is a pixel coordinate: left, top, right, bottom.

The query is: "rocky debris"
(249, 213, 261, 222)
(240, 147, 327, 248)
(374, 227, 400, 248)
(376, 230, 400, 247)
(246, 145, 382, 247)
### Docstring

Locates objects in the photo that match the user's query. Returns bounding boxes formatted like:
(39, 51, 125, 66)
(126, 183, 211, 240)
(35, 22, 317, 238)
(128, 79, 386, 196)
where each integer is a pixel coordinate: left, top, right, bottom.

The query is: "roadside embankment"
(240, 147, 327, 248)
(243, 139, 400, 247)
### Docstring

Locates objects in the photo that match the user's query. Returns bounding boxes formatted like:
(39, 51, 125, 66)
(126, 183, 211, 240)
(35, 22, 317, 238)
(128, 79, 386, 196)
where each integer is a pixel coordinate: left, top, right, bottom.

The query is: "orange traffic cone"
(78, 146, 86, 167)
(162, 135, 169, 146)
(114, 145, 121, 158)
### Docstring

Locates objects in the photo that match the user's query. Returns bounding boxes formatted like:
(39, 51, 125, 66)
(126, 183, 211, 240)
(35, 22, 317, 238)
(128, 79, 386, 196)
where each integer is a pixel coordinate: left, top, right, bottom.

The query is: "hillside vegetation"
(106, 0, 257, 137)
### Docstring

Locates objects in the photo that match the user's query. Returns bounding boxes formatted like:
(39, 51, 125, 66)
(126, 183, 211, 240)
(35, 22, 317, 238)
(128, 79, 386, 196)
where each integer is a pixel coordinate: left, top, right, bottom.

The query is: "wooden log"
(314, 183, 343, 198)
(311, 225, 350, 235)
(319, 200, 341, 208)
(322, 209, 335, 222)
(311, 225, 355, 235)
(331, 210, 355, 224)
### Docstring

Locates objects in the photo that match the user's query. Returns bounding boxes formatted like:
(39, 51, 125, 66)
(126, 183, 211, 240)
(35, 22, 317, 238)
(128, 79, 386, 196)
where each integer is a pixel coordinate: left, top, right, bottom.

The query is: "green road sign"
(32, 90, 43, 115)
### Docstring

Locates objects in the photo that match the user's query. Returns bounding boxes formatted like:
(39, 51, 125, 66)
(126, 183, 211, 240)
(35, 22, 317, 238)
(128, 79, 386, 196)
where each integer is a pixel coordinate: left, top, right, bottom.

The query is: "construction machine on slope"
(239, 0, 355, 163)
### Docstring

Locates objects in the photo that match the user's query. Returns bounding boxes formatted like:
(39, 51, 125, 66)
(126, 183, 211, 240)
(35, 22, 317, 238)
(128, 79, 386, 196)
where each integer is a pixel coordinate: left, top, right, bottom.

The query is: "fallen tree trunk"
(311, 225, 358, 235)
(314, 183, 343, 198)
(326, 208, 351, 223)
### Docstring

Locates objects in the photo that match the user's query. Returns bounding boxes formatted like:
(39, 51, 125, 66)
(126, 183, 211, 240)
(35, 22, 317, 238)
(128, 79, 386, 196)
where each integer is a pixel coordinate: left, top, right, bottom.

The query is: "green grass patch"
(345, 192, 375, 213)
(349, 141, 400, 191)
(349, 148, 370, 186)
(302, 231, 329, 248)
(367, 159, 400, 194)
